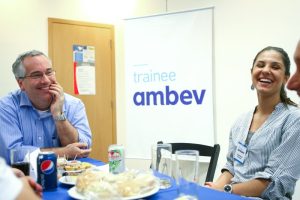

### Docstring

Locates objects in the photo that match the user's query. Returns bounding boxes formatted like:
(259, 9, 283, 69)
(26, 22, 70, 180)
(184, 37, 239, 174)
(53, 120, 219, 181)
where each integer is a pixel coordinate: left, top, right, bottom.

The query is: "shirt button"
(38, 136, 42, 140)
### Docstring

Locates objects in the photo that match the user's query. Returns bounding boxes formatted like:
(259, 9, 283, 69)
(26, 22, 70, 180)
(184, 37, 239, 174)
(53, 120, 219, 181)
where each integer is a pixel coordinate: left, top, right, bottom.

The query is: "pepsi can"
(37, 152, 57, 190)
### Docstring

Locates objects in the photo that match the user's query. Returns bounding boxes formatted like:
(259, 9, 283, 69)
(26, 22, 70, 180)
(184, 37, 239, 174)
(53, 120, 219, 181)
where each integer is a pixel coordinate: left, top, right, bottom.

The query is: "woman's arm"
(205, 170, 233, 191)
(232, 178, 270, 196)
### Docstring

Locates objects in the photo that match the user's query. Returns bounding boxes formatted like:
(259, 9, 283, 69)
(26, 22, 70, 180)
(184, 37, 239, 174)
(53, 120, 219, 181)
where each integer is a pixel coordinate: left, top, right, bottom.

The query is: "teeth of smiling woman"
(259, 78, 272, 83)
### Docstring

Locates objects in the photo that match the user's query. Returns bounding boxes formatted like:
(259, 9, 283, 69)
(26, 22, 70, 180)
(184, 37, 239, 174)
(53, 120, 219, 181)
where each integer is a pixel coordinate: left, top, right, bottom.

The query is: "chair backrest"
(157, 141, 220, 182)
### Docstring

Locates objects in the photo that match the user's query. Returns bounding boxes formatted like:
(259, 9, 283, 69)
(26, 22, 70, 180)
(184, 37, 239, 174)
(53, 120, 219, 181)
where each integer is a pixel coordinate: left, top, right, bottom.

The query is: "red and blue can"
(37, 152, 57, 190)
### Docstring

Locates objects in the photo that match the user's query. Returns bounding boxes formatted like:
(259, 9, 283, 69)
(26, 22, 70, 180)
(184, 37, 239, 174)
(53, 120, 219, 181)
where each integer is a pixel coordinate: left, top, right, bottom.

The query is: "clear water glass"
(175, 150, 199, 199)
(151, 143, 173, 189)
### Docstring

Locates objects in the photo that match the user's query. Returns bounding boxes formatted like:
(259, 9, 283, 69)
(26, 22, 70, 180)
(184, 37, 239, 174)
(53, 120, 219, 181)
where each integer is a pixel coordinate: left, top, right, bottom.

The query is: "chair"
(157, 141, 220, 182)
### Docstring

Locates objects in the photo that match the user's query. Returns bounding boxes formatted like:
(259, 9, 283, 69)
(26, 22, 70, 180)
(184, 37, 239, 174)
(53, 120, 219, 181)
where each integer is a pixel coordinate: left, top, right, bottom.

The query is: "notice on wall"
(73, 45, 96, 95)
(124, 8, 215, 159)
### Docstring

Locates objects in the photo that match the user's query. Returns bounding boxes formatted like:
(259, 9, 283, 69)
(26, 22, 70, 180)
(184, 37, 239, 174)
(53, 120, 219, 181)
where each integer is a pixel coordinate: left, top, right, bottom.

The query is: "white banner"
(125, 8, 214, 159)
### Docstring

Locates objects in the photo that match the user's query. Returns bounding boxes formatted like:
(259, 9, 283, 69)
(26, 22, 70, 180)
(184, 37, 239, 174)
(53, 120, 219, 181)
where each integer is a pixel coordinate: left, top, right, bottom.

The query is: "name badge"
(234, 142, 247, 164)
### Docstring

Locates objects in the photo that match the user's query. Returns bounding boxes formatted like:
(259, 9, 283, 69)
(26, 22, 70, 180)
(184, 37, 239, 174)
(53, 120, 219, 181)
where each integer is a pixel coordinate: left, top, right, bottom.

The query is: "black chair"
(157, 141, 220, 182)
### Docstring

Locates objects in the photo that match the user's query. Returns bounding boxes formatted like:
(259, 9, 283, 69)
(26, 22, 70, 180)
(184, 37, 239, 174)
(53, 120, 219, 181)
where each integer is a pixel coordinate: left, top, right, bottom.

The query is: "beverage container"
(151, 143, 172, 189)
(10, 147, 31, 176)
(175, 150, 199, 199)
(37, 152, 57, 190)
(108, 144, 125, 174)
(11, 162, 30, 175)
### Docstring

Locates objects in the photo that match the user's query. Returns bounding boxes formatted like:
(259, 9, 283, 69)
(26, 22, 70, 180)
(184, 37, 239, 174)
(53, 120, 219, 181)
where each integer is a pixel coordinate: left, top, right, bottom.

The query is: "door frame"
(48, 18, 117, 160)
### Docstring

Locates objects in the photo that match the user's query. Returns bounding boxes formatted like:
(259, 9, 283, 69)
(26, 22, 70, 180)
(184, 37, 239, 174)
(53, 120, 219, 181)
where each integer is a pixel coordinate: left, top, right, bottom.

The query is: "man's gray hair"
(12, 50, 51, 79)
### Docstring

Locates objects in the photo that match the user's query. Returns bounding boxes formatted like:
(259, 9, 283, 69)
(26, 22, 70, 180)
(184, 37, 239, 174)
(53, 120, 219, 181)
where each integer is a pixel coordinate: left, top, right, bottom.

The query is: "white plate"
(68, 187, 85, 200)
(59, 176, 77, 185)
(92, 164, 109, 172)
(59, 164, 109, 186)
(68, 182, 160, 200)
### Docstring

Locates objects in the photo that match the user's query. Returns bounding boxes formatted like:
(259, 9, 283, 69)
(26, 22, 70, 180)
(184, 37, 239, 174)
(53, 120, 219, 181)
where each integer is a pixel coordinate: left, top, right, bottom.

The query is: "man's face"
(287, 41, 300, 96)
(17, 55, 56, 110)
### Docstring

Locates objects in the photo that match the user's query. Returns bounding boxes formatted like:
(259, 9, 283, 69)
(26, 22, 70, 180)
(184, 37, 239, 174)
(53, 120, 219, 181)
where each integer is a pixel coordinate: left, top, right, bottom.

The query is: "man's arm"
(0, 98, 39, 162)
(53, 119, 79, 146)
(49, 82, 92, 147)
(49, 82, 79, 146)
(42, 142, 91, 159)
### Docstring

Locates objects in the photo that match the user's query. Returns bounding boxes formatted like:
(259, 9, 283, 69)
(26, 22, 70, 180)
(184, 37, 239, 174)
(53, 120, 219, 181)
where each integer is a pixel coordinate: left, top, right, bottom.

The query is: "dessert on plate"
(75, 169, 158, 199)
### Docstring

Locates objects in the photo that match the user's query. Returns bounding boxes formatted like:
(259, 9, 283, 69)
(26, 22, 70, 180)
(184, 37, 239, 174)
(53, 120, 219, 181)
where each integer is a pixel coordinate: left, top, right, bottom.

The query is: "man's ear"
(17, 79, 25, 91)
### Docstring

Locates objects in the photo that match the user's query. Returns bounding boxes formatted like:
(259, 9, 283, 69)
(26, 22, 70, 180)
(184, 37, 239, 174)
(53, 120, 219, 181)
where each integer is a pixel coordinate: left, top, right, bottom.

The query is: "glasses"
(21, 69, 55, 80)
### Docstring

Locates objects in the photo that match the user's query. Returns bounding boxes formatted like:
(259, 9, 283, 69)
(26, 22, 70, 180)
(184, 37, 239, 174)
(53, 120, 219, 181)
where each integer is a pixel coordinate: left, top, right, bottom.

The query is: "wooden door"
(48, 18, 116, 162)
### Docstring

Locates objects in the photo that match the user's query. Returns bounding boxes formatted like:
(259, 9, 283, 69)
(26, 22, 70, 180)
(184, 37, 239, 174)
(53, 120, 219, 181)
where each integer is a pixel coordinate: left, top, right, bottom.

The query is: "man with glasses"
(0, 50, 92, 163)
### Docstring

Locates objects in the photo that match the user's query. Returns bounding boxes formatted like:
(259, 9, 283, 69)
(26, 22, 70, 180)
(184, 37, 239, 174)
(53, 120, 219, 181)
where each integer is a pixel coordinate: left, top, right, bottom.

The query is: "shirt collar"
(19, 90, 66, 113)
(19, 91, 33, 107)
(274, 102, 287, 111)
(19, 91, 52, 119)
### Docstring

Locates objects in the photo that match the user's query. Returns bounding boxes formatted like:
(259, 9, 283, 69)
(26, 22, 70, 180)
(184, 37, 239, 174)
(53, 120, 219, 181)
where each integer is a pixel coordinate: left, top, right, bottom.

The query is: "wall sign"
(73, 45, 96, 95)
(124, 8, 215, 159)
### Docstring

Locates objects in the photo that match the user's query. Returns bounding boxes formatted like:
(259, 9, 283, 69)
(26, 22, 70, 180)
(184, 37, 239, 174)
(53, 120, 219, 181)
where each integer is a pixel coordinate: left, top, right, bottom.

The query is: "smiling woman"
(205, 46, 300, 200)
(251, 46, 297, 107)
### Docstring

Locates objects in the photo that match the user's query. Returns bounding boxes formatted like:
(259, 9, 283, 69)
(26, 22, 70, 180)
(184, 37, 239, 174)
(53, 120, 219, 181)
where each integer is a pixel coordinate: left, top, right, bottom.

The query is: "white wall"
(1, 0, 300, 198)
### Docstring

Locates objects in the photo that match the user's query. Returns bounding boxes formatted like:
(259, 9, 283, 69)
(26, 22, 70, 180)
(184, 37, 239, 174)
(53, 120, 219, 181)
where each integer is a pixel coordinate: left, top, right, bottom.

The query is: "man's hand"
(49, 81, 65, 116)
(42, 143, 91, 159)
(64, 143, 92, 159)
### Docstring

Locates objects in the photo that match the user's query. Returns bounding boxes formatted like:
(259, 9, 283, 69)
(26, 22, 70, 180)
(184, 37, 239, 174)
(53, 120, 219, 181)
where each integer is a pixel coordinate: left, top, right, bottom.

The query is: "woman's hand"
(204, 181, 224, 191)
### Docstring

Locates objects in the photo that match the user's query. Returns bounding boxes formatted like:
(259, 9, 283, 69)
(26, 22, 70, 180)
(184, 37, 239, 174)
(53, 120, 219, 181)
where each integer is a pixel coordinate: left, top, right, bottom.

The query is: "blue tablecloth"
(43, 158, 250, 200)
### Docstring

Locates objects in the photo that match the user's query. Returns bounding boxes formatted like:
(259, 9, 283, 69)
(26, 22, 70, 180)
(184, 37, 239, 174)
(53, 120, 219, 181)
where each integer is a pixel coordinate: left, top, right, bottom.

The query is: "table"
(43, 158, 250, 200)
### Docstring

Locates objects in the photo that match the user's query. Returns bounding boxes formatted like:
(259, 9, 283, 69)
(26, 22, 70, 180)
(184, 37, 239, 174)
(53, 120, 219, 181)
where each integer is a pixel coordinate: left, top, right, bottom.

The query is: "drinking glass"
(175, 150, 199, 199)
(151, 143, 173, 189)
(10, 147, 31, 176)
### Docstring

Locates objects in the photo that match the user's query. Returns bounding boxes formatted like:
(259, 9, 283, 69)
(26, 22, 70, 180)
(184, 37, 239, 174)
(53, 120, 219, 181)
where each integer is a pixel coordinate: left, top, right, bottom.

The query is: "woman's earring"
(251, 84, 255, 90)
